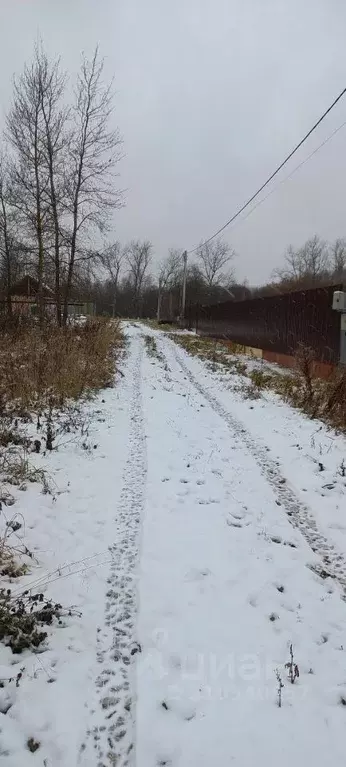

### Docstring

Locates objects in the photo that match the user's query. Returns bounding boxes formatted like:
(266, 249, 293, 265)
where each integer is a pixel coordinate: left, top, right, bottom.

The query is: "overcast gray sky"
(1, 0, 346, 284)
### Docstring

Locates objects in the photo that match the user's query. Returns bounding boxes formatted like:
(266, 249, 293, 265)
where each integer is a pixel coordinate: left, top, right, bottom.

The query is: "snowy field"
(1, 322, 346, 766)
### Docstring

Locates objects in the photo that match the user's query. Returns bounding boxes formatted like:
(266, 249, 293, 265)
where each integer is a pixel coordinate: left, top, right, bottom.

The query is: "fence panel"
(193, 284, 342, 364)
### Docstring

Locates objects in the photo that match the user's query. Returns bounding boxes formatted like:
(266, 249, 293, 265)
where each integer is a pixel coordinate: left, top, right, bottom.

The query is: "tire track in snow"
(80, 330, 146, 767)
(156, 333, 346, 596)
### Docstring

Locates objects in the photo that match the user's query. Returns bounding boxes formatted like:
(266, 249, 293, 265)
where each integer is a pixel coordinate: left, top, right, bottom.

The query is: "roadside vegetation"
(170, 333, 346, 432)
(0, 317, 121, 412)
(0, 34, 127, 671)
(0, 316, 122, 657)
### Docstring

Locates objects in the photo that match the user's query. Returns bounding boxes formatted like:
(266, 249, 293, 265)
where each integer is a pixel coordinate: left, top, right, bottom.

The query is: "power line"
(187, 85, 346, 254)
(227, 118, 346, 233)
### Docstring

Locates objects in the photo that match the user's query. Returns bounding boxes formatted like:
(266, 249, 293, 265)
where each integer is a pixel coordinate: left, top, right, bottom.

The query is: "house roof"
(10, 275, 54, 298)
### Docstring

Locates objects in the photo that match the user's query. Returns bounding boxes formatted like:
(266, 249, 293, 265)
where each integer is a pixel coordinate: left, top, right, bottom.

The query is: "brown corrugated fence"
(189, 284, 342, 364)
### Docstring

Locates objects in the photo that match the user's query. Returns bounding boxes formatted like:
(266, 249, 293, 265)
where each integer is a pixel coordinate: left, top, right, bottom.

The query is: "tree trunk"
(33, 116, 45, 328)
(157, 284, 162, 322)
(63, 138, 84, 325)
(63, 231, 76, 325)
(1, 197, 12, 316)
(46, 138, 62, 326)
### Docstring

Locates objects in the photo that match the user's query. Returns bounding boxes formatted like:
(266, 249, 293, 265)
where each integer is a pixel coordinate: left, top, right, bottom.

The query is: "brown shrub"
(0, 318, 122, 413)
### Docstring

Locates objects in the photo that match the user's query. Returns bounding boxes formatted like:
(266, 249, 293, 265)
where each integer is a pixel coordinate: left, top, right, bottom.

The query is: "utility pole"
(181, 250, 188, 319)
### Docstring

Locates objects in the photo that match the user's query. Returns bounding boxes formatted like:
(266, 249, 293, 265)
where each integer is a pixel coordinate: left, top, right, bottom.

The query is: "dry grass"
(0, 318, 122, 641)
(0, 317, 122, 493)
(171, 332, 346, 432)
(246, 351, 346, 431)
(170, 334, 247, 375)
(143, 319, 177, 332)
(0, 318, 122, 413)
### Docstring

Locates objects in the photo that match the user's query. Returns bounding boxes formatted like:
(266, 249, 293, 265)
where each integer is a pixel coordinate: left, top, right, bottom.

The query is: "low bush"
(0, 588, 64, 653)
(0, 318, 122, 414)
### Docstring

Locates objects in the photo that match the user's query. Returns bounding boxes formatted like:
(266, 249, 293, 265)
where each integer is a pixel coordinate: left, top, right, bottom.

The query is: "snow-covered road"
(2, 322, 346, 766)
(135, 325, 346, 767)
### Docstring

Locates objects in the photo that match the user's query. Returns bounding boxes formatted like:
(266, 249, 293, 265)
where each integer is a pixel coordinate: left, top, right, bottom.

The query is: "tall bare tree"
(63, 48, 122, 324)
(6, 50, 50, 323)
(37, 46, 69, 325)
(99, 241, 124, 316)
(126, 240, 152, 316)
(157, 249, 182, 321)
(197, 238, 235, 288)
(0, 155, 17, 314)
(274, 235, 329, 288)
(330, 237, 346, 281)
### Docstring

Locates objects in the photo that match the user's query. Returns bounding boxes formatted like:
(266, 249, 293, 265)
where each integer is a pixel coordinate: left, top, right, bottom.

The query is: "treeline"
(79, 234, 346, 319)
(253, 235, 346, 298)
(78, 238, 240, 319)
(1, 44, 345, 323)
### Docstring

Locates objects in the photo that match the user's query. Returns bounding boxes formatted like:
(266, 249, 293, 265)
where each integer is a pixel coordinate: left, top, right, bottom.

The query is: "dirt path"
(80, 329, 147, 767)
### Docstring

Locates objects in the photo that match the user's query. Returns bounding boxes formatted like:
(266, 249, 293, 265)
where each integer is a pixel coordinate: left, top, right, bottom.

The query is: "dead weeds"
(0, 317, 123, 641)
(171, 333, 346, 432)
(0, 318, 122, 414)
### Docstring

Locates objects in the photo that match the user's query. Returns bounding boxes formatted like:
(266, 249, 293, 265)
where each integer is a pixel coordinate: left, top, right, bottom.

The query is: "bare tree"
(0, 155, 17, 314)
(126, 240, 152, 316)
(6, 50, 51, 324)
(63, 48, 123, 324)
(157, 249, 182, 321)
(274, 235, 329, 288)
(99, 241, 124, 316)
(37, 45, 69, 325)
(330, 237, 346, 281)
(297, 235, 329, 282)
(197, 238, 235, 289)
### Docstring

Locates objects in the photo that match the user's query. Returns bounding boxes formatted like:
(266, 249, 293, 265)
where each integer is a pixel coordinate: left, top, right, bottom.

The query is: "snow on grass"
(0, 364, 131, 764)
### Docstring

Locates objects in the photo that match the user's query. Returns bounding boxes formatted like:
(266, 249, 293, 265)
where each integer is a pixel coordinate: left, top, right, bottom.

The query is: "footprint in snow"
(177, 489, 190, 498)
(184, 567, 211, 582)
(227, 509, 250, 528)
(161, 699, 196, 721)
(270, 535, 297, 549)
(316, 633, 329, 645)
(169, 654, 182, 670)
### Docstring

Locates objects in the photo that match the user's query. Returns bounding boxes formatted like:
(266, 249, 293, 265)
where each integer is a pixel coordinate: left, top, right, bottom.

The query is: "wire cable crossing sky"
(187, 84, 346, 254)
(2, 0, 346, 283)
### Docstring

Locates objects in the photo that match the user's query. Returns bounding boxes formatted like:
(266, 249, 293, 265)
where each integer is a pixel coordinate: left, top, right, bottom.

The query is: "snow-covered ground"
(1, 322, 346, 766)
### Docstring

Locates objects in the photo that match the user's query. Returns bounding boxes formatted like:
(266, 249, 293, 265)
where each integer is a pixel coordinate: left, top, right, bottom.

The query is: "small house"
(10, 275, 55, 317)
(8, 275, 95, 320)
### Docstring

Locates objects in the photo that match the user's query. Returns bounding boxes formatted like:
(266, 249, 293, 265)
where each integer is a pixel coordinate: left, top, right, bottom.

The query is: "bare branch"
(62, 47, 123, 323)
(273, 235, 330, 289)
(126, 240, 152, 316)
(330, 238, 346, 280)
(197, 238, 235, 288)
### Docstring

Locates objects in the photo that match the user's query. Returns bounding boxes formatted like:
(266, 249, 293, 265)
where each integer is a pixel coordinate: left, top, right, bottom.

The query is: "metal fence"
(189, 284, 342, 364)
